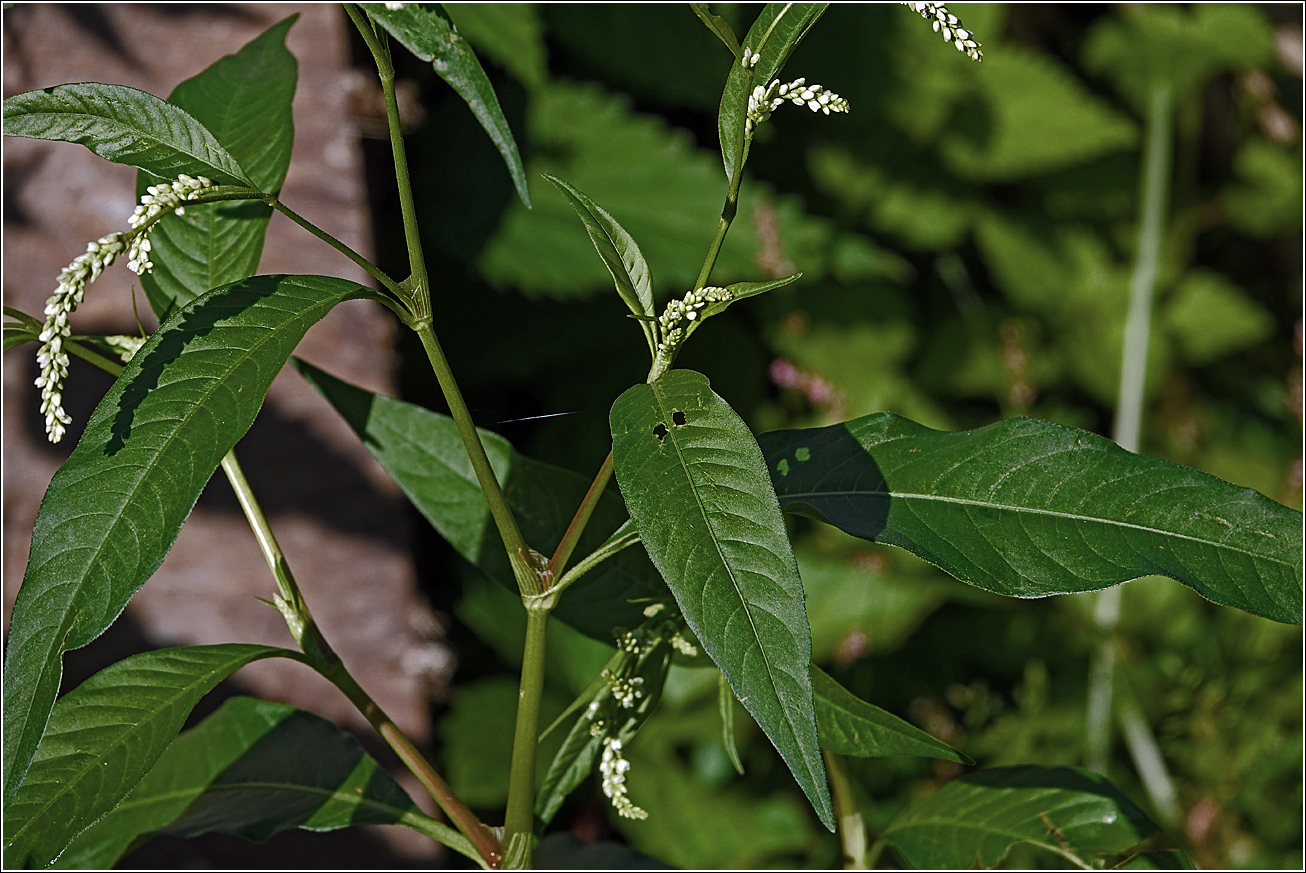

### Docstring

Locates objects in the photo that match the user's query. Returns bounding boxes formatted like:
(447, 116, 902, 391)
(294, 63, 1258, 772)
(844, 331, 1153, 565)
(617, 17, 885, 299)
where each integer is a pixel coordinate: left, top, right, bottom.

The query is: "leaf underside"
(759, 413, 1303, 624)
(812, 664, 968, 762)
(53, 695, 479, 868)
(3, 645, 289, 869)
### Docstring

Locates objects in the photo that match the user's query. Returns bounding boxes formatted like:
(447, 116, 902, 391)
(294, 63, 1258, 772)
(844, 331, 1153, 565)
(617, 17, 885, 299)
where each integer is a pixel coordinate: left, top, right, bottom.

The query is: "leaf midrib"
(781, 487, 1293, 568)
(650, 384, 810, 773)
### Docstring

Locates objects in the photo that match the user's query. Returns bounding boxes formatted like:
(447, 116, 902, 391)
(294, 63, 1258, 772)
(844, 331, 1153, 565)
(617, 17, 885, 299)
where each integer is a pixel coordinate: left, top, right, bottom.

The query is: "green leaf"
(759, 413, 1303, 624)
(3, 644, 289, 869)
(939, 48, 1138, 181)
(3, 275, 369, 805)
(1163, 270, 1273, 366)
(2, 82, 252, 186)
(55, 695, 479, 868)
(719, 3, 828, 180)
(444, 3, 547, 91)
(682, 273, 801, 345)
(610, 368, 834, 830)
(292, 359, 666, 640)
(138, 16, 298, 319)
(363, 1, 531, 207)
(812, 664, 968, 762)
(691, 3, 742, 57)
(879, 765, 1171, 869)
(542, 173, 657, 356)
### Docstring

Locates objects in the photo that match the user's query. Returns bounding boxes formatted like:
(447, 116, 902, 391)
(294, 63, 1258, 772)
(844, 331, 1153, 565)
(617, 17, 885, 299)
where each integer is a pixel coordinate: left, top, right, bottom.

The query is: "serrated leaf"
(292, 359, 666, 640)
(2, 275, 369, 805)
(2, 82, 251, 186)
(362, 2, 530, 207)
(880, 765, 1170, 869)
(759, 413, 1303, 623)
(3, 645, 290, 869)
(138, 16, 298, 319)
(543, 173, 657, 355)
(55, 695, 479, 868)
(812, 664, 968, 762)
(719, 3, 828, 180)
(610, 368, 834, 830)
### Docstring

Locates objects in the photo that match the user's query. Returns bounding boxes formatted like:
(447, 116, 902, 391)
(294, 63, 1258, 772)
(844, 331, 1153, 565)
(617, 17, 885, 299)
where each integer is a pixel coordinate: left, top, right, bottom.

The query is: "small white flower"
(603, 669, 645, 709)
(126, 174, 216, 275)
(901, 1, 982, 61)
(670, 632, 698, 657)
(103, 334, 148, 364)
(740, 47, 761, 70)
(385, 1, 404, 8)
(746, 76, 849, 136)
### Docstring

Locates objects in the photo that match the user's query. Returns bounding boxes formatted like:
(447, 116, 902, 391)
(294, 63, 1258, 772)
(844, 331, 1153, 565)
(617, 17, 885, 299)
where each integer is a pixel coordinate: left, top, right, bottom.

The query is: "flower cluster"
(127, 173, 216, 274)
(599, 737, 648, 820)
(657, 285, 731, 338)
(603, 669, 645, 709)
(901, 2, 982, 61)
(103, 334, 148, 364)
(746, 77, 850, 137)
(34, 233, 127, 442)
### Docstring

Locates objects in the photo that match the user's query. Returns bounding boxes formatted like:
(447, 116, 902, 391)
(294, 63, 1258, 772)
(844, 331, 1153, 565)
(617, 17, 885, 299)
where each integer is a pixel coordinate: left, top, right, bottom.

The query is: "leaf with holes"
(363, 1, 530, 207)
(138, 16, 298, 319)
(3, 82, 251, 186)
(759, 414, 1303, 624)
(610, 368, 833, 830)
(2, 275, 372, 805)
(53, 696, 479, 869)
(719, 3, 828, 180)
(2, 645, 290, 869)
(879, 765, 1173, 869)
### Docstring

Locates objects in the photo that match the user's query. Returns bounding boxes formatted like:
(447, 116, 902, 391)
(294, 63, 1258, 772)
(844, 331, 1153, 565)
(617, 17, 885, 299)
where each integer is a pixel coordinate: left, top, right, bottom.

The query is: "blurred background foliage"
(354, 4, 1302, 868)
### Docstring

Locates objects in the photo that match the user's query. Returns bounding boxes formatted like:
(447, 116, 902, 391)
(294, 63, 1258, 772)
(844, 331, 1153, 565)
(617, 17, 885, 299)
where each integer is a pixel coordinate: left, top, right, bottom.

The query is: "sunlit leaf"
(760, 413, 1303, 624)
(610, 368, 834, 829)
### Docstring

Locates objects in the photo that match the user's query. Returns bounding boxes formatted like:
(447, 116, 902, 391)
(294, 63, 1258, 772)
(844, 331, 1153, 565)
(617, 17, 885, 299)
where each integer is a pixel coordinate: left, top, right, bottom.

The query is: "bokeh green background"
(360, 4, 1302, 868)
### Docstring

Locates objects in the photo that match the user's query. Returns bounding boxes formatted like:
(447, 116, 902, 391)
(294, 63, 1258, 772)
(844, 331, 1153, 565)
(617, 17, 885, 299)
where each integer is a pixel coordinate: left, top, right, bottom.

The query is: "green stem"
(551, 522, 640, 599)
(503, 597, 553, 867)
(319, 658, 503, 869)
(1087, 81, 1174, 788)
(345, 2, 431, 321)
(545, 450, 614, 583)
(185, 187, 407, 305)
(824, 750, 869, 869)
(413, 320, 537, 594)
(692, 69, 755, 294)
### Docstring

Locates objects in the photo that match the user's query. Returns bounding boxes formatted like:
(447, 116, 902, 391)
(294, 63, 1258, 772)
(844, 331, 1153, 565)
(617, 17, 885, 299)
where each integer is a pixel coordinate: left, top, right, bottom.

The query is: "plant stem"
(502, 597, 553, 867)
(413, 320, 537, 595)
(345, 2, 431, 321)
(693, 148, 747, 293)
(319, 657, 503, 868)
(1087, 81, 1175, 792)
(546, 450, 614, 582)
(824, 750, 869, 869)
(551, 522, 640, 598)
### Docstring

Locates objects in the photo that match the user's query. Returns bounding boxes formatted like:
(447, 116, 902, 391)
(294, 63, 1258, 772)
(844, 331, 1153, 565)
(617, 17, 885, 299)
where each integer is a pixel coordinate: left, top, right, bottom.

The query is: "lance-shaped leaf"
(54, 696, 479, 869)
(680, 274, 801, 347)
(293, 359, 666, 639)
(138, 16, 298, 319)
(2, 82, 251, 186)
(610, 369, 834, 830)
(691, 3, 743, 57)
(362, 2, 531, 207)
(544, 173, 657, 356)
(2, 275, 371, 804)
(759, 414, 1303, 624)
(879, 765, 1173, 869)
(3, 645, 290, 869)
(718, 3, 828, 180)
(813, 665, 968, 762)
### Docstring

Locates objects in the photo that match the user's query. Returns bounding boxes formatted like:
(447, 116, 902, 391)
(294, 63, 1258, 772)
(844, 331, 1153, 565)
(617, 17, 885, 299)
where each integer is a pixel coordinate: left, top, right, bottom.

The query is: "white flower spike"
(901, 2, 983, 61)
(746, 77, 850, 137)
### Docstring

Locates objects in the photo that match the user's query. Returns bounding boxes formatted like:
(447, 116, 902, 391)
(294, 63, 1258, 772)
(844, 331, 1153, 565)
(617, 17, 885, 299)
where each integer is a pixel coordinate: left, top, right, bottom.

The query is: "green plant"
(3, 3, 1301, 869)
